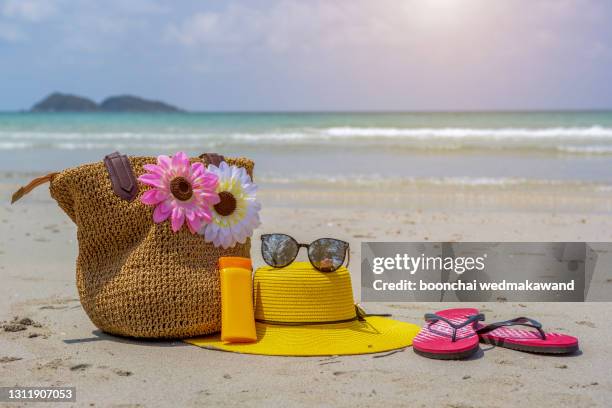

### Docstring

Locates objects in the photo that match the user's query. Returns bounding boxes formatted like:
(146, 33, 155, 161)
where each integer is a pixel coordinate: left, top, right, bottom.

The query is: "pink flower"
(138, 152, 220, 233)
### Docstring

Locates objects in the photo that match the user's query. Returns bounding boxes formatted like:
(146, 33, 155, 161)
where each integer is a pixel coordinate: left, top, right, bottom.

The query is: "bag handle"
(199, 152, 225, 167)
(104, 151, 138, 201)
(12, 152, 224, 204)
(11, 172, 59, 204)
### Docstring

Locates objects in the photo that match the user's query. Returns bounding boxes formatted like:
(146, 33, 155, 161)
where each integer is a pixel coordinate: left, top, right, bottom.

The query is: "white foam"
(557, 145, 612, 154)
(0, 142, 34, 149)
(257, 174, 593, 188)
(322, 126, 612, 139)
(3, 126, 612, 154)
(0, 131, 219, 141)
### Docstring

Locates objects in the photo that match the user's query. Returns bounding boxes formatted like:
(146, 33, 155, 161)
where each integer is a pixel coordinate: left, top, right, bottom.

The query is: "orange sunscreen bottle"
(219, 257, 257, 343)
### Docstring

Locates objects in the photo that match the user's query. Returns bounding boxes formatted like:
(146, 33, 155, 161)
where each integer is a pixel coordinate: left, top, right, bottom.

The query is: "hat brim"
(184, 316, 420, 356)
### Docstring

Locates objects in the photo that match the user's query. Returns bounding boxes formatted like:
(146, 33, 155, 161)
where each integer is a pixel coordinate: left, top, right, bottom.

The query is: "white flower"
(198, 162, 261, 249)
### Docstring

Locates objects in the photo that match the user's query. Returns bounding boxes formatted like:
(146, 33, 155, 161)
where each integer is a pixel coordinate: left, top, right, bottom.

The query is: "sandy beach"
(0, 176, 611, 408)
(2, 0, 612, 405)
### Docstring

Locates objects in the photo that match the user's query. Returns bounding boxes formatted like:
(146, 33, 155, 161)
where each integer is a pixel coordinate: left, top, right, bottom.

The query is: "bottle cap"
(219, 256, 252, 271)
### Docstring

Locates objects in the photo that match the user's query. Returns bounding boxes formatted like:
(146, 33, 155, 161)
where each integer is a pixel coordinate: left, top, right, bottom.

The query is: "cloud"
(0, 21, 26, 42)
(163, 2, 400, 53)
(110, 0, 170, 15)
(163, 0, 612, 60)
(165, 12, 222, 47)
(0, 0, 170, 50)
(1, 0, 611, 110)
(1, 0, 57, 22)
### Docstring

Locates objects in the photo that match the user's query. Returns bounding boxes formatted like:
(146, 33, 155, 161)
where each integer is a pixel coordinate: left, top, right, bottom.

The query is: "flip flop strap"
(424, 313, 485, 342)
(476, 317, 547, 340)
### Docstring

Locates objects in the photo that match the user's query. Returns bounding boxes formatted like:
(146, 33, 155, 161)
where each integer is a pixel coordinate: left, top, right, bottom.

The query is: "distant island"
(31, 92, 183, 112)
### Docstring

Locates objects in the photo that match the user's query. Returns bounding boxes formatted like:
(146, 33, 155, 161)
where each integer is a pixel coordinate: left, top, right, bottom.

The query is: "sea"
(1, 111, 612, 191)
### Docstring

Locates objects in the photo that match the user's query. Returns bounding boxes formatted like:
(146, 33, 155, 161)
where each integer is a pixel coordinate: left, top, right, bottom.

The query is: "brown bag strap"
(199, 152, 225, 167)
(104, 152, 138, 201)
(11, 172, 59, 204)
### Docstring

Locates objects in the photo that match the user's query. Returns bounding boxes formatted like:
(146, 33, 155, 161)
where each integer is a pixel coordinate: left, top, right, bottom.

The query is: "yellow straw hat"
(185, 262, 420, 356)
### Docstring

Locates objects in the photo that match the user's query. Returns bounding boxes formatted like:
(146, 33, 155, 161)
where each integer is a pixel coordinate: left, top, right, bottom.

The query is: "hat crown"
(253, 262, 356, 323)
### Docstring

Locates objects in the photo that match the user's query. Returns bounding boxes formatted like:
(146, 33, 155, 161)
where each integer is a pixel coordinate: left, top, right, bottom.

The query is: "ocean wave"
(227, 132, 310, 141)
(0, 141, 224, 150)
(556, 145, 612, 154)
(0, 131, 221, 141)
(0, 142, 35, 149)
(3, 126, 612, 141)
(257, 174, 611, 190)
(3, 126, 612, 154)
(322, 126, 612, 139)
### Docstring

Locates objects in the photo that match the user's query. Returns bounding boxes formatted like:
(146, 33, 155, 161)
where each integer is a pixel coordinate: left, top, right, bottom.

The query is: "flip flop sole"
(413, 308, 482, 360)
(413, 343, 480, 360)
(480, 336, 579, 354)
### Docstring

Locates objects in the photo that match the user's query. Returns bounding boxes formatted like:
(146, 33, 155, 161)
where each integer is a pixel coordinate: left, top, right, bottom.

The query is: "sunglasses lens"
(261, 234, 298, 268)
(308, 238, 347, 272)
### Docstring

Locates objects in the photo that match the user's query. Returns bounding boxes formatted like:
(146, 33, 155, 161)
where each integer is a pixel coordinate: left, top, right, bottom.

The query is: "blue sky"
(1, 0, 611, 111)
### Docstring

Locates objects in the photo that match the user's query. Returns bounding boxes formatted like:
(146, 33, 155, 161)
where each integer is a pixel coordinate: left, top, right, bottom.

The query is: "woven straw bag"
(12, 152, 254, 339)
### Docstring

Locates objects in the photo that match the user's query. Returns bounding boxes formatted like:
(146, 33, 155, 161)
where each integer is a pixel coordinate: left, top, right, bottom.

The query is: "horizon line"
(2, 108, 612, 114)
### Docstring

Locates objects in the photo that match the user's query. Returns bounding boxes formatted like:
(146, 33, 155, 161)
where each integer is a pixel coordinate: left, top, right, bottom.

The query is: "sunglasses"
(261, 234, 350, 272)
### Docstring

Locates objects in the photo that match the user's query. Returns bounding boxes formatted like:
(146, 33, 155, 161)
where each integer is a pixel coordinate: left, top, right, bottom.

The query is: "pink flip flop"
(413, 308, 485, 360)
(476, 317, 579, 354)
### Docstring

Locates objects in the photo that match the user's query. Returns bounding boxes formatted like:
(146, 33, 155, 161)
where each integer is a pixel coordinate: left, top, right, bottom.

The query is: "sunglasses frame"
(260, 234, 350, 272)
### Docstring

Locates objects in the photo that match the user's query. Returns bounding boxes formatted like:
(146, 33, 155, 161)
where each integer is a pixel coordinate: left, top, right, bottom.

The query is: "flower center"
(170, 176, 193, 201)
(214, 191, 237, 216)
